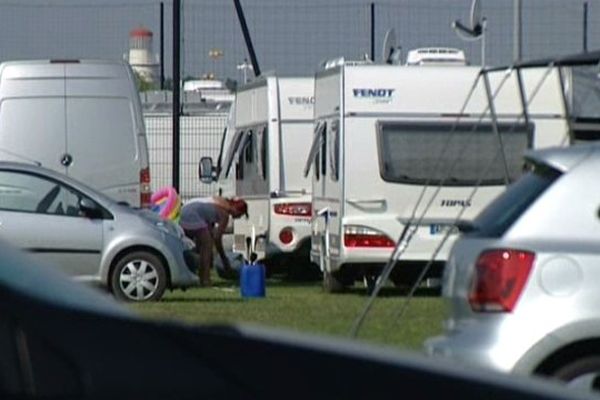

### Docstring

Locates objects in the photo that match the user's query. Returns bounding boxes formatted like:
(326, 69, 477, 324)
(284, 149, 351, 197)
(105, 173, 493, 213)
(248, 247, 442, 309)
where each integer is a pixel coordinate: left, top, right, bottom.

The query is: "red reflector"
(140, 167, 151, 184)
(279, 228, 294, 245)
(344, 234, 395, 248)
(469, 249, 535, 313)
(274, 202, 312, 217)
(140, 168, 152, 208)
(141, 192, 152, 208)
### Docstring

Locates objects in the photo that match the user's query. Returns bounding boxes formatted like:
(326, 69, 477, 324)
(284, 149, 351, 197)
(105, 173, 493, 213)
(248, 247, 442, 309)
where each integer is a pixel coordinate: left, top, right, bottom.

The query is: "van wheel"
(551, 356, 600, 391)
(111, 251, 167, 302)
(323, 271, 345, 293)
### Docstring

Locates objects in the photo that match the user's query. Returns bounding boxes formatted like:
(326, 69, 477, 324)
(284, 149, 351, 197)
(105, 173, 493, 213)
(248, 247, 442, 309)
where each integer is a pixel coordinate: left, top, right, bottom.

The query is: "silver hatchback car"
(0, 161, 198, 301)
(424, 143, 600, 391)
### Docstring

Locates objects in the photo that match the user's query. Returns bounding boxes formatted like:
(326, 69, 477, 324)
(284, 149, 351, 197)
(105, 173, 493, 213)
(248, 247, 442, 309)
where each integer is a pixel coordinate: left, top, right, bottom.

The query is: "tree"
(133, 70, 157, 92)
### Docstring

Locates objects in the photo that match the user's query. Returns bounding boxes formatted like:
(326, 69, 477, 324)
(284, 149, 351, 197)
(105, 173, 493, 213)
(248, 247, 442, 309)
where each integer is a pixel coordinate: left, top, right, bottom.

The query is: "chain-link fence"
(183, 0, 598, 80)
(142, 92, 230, 201)
(0, 0, 598, 198)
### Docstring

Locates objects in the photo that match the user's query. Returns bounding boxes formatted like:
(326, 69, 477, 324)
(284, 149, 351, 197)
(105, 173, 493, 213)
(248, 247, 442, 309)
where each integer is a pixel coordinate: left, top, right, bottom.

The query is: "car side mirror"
(79, 198, 103, 219)
(199, 157, 216, 184)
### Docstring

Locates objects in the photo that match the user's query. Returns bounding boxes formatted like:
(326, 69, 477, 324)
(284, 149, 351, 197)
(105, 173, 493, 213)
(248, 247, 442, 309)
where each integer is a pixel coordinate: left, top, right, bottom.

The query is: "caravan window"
(303, 122, 326, 179)
(236, 144, 245, 180)
(376, 121, 532, 186)
(256, 127, 268, 180)
(233, 131, 252, 180)
(223, 130, 246, 178)
(320, 124, 327, 178)
(329, 120, 340, 181)
(244, 130, 254, 164)
(571, 66, 600, 142)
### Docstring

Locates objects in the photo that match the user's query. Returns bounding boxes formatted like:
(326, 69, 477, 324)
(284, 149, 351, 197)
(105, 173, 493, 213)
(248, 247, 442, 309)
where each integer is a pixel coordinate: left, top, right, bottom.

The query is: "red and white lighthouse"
(128, 26, 158, 84)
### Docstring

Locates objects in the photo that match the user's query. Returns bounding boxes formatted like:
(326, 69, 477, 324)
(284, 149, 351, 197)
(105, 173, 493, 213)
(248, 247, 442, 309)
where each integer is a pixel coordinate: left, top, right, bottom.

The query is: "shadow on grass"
(161, 296, 245, 303)
(330, 286, 441, 298)
(214, 276, 322, 289)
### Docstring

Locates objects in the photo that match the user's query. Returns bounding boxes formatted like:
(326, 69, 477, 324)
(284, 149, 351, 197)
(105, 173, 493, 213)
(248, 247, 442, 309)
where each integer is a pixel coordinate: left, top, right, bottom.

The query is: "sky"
(0, 0, 596, 83)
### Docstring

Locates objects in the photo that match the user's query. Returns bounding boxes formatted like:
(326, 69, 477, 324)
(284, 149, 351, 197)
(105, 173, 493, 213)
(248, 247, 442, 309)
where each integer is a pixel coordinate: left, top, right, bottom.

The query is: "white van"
(201, 75, 315, 274)
(306, 60, 570, 292)
(0, 59, 151, 207)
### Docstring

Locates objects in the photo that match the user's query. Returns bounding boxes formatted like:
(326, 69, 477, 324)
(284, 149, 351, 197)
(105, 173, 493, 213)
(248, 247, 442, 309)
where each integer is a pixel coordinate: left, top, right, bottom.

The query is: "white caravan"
(201, 76, 316, 273)
(0, 59, 151, 207)
(306, 61, 570, 292)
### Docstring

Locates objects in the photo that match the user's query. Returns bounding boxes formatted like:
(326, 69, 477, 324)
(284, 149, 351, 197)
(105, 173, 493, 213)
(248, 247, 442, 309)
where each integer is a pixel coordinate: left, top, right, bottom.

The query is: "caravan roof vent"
(405, 47, 467, 66)
(322, 57, 346, 70)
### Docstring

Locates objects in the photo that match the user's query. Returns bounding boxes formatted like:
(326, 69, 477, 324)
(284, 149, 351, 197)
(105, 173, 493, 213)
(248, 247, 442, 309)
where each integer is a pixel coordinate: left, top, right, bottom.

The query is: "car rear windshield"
(377, 121, 532, 186)
(465, 163, 562, 237)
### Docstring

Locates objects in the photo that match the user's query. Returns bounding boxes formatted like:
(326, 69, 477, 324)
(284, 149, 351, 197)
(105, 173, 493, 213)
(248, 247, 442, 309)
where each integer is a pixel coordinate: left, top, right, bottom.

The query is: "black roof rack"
(483, 49, 600, 73)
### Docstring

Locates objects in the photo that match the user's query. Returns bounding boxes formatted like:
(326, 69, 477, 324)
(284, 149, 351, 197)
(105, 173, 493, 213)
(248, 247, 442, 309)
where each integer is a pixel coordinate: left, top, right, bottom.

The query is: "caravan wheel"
(323, 271, 345, 293)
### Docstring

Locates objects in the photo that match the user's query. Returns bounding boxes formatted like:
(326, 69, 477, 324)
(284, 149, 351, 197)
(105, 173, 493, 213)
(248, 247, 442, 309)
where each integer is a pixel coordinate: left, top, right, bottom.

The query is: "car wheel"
(111, 251, 167, 302)
(552, 356, 600, 391)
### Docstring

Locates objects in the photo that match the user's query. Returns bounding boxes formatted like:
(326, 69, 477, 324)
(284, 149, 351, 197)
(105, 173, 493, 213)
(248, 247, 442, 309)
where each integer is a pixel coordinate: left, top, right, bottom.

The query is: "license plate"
(429, 224, 458, 235)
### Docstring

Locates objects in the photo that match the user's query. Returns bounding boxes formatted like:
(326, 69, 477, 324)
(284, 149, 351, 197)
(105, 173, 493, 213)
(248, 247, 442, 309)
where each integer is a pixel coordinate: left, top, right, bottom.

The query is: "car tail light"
(273, 202, 312, 217)
(469, 249, 535, 313)
(140, 167, 152, 208)
(279, 228, 294, 245)
(344, 225, 395, 248)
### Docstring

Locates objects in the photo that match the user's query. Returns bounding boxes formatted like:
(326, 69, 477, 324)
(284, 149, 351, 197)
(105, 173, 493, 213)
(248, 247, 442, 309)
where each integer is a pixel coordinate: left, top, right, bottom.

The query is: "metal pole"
(233, 0, 261, 77)
(370, 3, 375, 61)
(514, 0, 522, 62)
(584, 2, 589, 52)
(557, 66, 575, 144)
(172, 0, 181, 192)
(481, 19, 487, 66)
(483, 72, 511, 185)
(160, 2, 165, 90)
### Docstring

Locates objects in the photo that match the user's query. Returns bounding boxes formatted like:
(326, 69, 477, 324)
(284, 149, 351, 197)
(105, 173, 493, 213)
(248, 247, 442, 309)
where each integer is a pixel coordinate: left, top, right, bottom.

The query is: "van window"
(377, 121, 532, 186)
(467, 164, 561, 237)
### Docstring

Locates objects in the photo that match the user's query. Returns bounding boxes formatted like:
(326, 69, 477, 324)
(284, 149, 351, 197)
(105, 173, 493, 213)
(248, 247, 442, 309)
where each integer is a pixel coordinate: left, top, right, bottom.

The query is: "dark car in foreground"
(0, 238, 596, 399)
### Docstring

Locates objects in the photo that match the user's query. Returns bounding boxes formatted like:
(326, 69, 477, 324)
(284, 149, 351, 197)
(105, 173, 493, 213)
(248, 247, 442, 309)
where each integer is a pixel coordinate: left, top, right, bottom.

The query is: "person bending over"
(179, 197, 248, 286)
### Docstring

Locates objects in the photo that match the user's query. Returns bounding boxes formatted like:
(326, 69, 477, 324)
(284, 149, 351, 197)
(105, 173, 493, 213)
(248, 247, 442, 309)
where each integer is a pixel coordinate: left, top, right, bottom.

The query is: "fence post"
(172, 0, 181, 192)
(233, 0, 261, 77)
(584, 1, 589, 52)
(160, 2, 165, 89)
(370, 3, 375, 61)
(513, 0, 522, 62)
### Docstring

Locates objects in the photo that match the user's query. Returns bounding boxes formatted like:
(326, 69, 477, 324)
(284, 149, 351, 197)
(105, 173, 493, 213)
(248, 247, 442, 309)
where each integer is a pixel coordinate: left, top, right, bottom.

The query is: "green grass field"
(129, 275, 445, 352)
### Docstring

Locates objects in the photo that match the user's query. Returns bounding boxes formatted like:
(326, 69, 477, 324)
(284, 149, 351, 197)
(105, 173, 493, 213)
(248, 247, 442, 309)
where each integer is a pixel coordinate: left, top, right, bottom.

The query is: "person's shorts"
(183, 226, 209, 241)
(179, 206, 210, 232)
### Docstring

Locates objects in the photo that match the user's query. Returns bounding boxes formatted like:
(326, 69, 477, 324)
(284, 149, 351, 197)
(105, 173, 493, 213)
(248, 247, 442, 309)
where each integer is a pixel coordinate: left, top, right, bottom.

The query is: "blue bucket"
(240, 262, 266, 298)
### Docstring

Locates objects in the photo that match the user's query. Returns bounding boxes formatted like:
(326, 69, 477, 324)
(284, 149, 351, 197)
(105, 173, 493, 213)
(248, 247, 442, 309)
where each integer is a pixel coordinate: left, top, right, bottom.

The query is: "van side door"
(64, 63, 139, 206)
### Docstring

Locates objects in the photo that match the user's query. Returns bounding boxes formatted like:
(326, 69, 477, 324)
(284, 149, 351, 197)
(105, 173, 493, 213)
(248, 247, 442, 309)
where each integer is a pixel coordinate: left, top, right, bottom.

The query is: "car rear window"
(466, 163, 562, 237)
